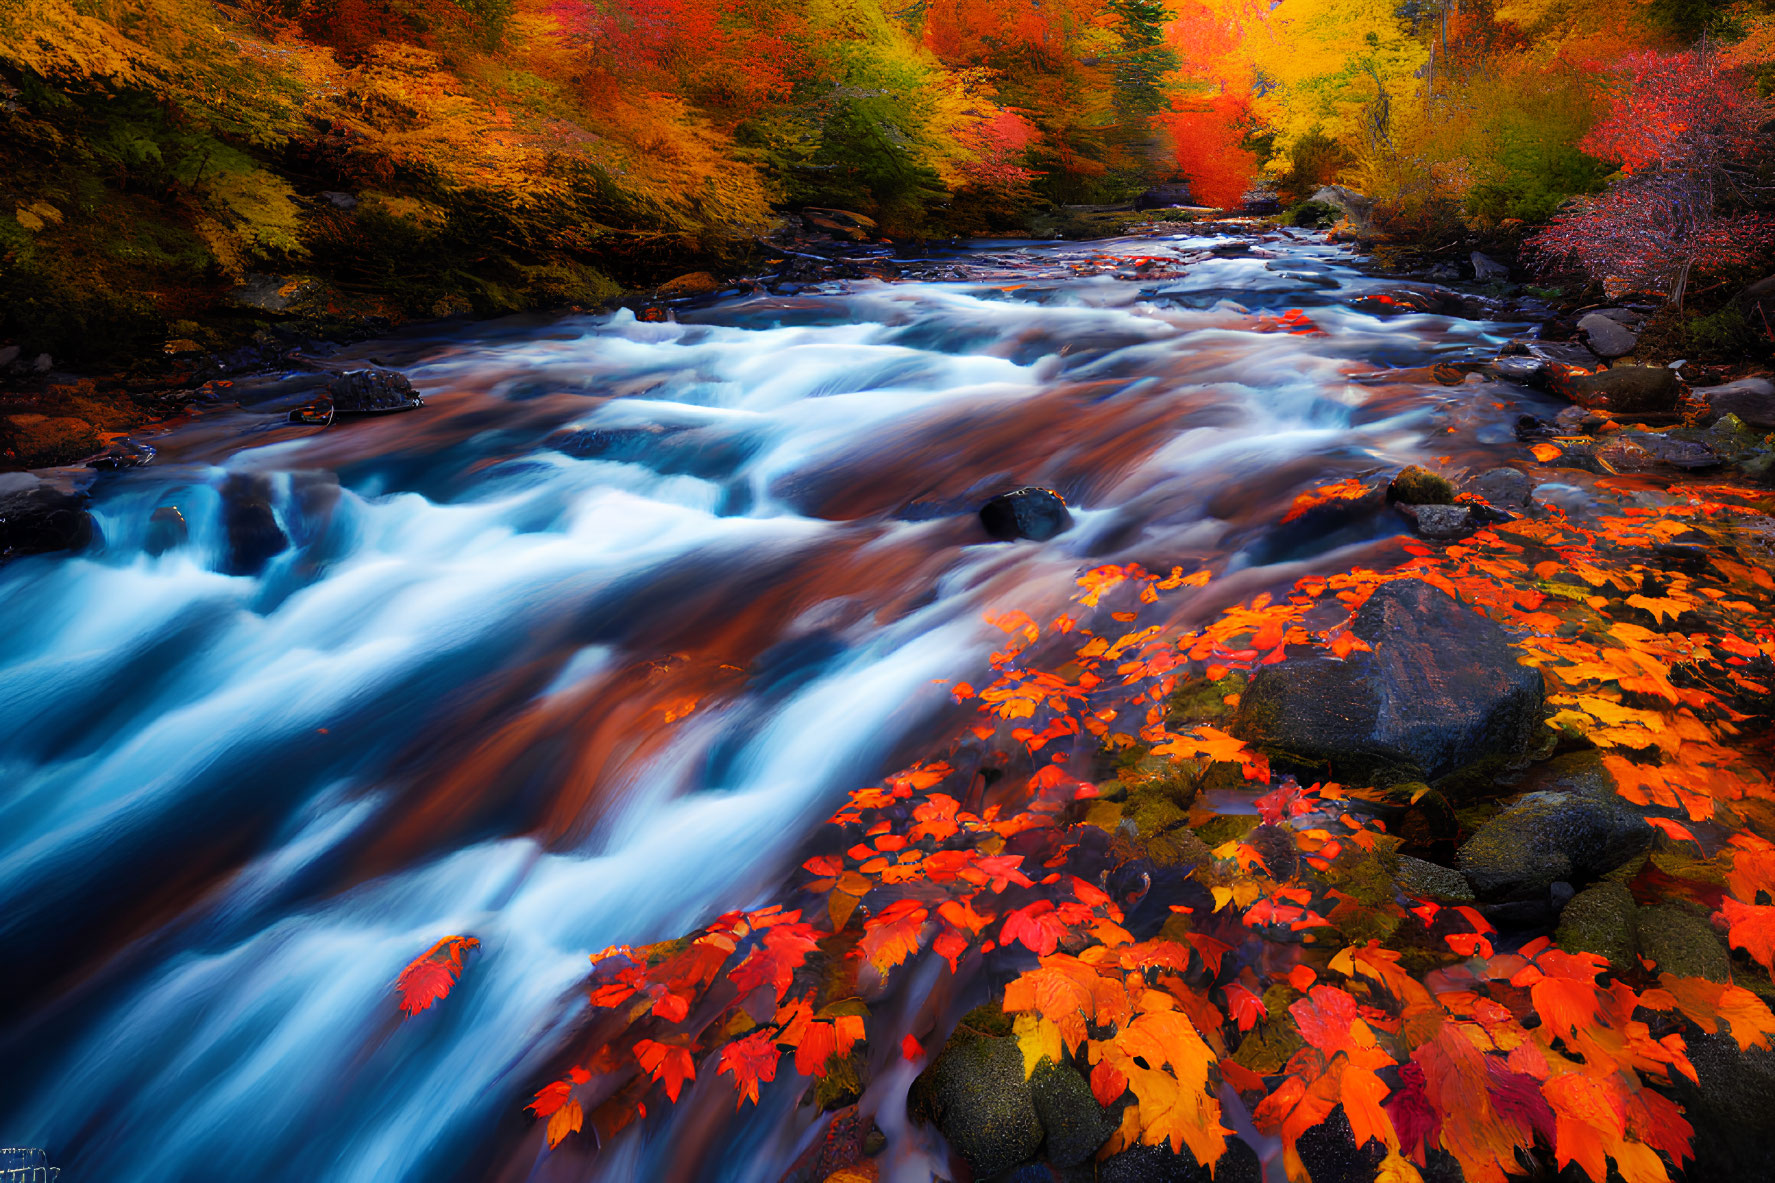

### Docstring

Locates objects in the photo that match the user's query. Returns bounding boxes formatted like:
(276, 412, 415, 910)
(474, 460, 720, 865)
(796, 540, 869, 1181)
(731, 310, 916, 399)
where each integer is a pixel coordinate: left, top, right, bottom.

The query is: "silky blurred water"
(0, 233, 1551, 1182)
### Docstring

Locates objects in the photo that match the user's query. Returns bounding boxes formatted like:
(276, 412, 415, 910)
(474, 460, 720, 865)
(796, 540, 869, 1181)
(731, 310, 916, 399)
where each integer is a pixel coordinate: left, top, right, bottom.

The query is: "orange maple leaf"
(395, 935, 480, 1016)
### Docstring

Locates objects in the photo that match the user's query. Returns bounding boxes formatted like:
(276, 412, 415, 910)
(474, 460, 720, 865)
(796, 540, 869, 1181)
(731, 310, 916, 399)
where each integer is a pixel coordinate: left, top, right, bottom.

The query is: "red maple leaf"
(395, 935, 480, 1017)
(718, 1030, 780, 1107)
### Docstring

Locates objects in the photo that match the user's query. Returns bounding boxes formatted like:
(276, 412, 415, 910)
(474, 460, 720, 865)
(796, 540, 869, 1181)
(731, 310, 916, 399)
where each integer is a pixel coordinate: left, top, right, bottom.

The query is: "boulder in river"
(220, 472, 288, 576)
(1577, 312, 1639, 358)
(1554, 881, 1638, 967)
(922, 1037, 1043, 1178)
(1406, 503, 1477, 539)
(1387, 465, 1455, 505)
(0, 474, 93, 557)
(980, 487, 1073, 542)
(1233, 579, 1545, 781)
(1099, 1138, 1262, 1183)
(1030, 1060, 1115, 1167)
(326, 369, 423, 415)
(1558, 364, 1680, 417)
(1699, 377, 1775, 428)
(1470, 251, 1510, 281)
(1469, 467, 1534, 508)
(1636, 903, 1731, 981)
(1457, 767, 1651, 904)
(1663, 1032, 1775, 1180)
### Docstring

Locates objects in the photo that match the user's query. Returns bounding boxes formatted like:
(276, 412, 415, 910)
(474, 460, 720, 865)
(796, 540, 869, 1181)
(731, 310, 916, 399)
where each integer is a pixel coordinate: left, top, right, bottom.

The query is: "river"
(0, 230, 1561, 1182)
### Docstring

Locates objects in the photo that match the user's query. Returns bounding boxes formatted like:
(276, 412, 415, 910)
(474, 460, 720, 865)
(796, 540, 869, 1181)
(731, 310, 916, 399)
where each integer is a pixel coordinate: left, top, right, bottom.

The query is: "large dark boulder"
(0, 475, 93, 557)
(980, 487, 1073, 542)
(1232, 580, 1545, 780)
(1635, 903, 1731, 981)
(1700, 378, 1775, 428)
(326, 369, 423, 415)
(1559, 365, 1680, 416)
(1030, 1060, 1116, 1167)
(220, 472, 288, 576)
(1554, 881, 1638, 967)
(923, 1037, 1043, 1178)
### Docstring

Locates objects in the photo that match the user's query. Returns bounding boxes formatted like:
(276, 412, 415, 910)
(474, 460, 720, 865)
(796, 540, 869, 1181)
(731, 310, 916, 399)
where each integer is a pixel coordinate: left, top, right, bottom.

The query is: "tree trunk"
(1671, 255, 1695, 310)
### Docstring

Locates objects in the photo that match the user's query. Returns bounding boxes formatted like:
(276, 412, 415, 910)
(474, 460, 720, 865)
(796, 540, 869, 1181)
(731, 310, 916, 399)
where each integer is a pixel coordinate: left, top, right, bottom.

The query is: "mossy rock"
(1030, 1059, 1116, 1167)
(1396, 855, 1475, 902)
(918, 1037, 1043, 1178)
(1637, 903, 1731, 981)
(1554, 881, 1637, 966)
(1193, 814, 1259, 848)
(1387, 465, 1456, 505)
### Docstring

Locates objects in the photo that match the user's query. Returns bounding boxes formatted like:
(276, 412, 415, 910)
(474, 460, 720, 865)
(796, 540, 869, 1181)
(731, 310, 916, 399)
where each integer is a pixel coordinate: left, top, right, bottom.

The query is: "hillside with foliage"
(3, 0, 1773, 365)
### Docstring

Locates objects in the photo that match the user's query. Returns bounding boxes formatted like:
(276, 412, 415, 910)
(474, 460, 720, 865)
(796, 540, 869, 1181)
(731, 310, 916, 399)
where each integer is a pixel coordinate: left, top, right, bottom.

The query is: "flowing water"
(0, 232, 1562, 1182)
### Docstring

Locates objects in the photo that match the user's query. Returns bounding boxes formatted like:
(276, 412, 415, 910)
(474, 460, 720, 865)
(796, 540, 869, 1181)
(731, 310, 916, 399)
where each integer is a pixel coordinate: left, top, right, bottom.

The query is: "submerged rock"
(1233, 580, 1545, 780)
(980, 487, 1073, 542)
(145, 505, 188, 556)
(1408, 504, 1476, 540)
(1554, 881, 1638, 966)
(923, 1037, 1043, 1178)
(1470, 467, 1534, 508)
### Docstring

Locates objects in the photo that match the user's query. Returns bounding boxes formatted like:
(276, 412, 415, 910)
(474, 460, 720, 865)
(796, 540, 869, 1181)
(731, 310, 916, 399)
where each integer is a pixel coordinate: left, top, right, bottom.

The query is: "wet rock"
(1487, 339, 1599, 389)
(231, 273, 319, 313)
(924, 1037, 1043, 1178)
(220, 472, 288, 576)
(658, 271, 723, 299)
(1577, 312, 1639, 359)
(1030, 1060, 1115, 1167)
(1560, 365, 1680, 417)
(1387, 465, 1455, 505)
(1663, 1032, 1775, 1180)
(1470, 467, 1534, 508)
(1636, 903, 1730, 981)
(1457, 779, 1652, 904)
(326, 369, 423, 415)
(1233, 579, 1546, 781)
(1099, 1138, 1262, 1183)
(1311, 185, 1376, 236)
(1554, 881, 1638, 966)
(1699, 377, 1775, 428)
(1409, 503, 1476, 540)
(4, 413, 101, 468)
(88, 438, 155, 470)
(145, 505, 188, 556)
(320, 190, 358, 209)
(1471, 251, 1510, 281)
(980, 487, 1073, 542)
(1397, 855, 1475, 902)
(0, 475, 93, 557)
(1135, 182, 1195, 210)
(801, 208, 878, 242)
(1631, 432, 1721, 469)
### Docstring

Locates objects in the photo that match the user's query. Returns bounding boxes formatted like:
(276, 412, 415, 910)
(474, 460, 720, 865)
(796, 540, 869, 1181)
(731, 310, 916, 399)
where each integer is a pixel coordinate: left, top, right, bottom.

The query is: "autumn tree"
(1530, 47, 1775, 304)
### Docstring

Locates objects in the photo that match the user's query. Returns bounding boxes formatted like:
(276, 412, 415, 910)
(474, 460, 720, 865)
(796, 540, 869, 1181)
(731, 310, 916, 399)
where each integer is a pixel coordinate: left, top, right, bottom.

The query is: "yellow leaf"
(546, 1098, 582, 1148)
(1014, 1012, 1063, 1078)
(1376, 1150, 1425, 1183)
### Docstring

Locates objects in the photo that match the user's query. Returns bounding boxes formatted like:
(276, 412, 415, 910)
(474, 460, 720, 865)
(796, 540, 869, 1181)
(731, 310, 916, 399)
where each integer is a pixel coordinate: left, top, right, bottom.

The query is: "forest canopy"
(2, 0, 1773, 357)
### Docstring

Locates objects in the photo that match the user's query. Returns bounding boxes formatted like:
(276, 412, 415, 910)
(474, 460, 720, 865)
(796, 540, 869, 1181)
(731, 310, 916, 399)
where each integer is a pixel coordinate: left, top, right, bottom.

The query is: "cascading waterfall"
(0, 233, 1556, 1183)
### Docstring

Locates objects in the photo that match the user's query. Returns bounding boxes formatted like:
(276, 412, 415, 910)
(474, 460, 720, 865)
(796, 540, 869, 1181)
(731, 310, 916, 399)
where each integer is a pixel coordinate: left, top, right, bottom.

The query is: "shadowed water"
(0, 233, 1556, 1182)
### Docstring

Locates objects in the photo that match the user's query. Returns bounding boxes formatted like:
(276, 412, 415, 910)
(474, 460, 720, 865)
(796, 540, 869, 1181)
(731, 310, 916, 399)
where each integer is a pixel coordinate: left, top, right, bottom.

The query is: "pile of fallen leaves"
(396, 466, 1775, 1183)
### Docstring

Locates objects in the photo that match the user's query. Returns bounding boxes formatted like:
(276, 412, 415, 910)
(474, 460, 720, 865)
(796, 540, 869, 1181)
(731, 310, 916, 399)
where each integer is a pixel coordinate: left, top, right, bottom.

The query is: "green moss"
(1387, 465, 1456, 506)
(1637, 904, 1731, 982)
(1193, 813, 1258, 848)
(1555, 881, 1638, 967)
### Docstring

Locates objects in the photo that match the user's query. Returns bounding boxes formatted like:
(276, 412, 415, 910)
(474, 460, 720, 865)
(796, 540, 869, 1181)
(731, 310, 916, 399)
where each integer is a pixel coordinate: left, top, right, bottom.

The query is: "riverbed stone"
(1387, 465, 1455, 505)
(1470, 467, 1534, 508)
(1311, 185, 1376, 236)
(1577, 312, 1639, 359)
(1397, 855, 1475, 902)
(1030, 1060, 1115, 1167)
(326, 369, 423, 414)
(220, 472, 288, 576)
(1457, 780, 1652, 903)
(1554, 881, 1638, 966)
(924, 1037, 1043, 1178)
(1233, 579, 1545, 781)
(1700, 377, 1775, 428)
(1637, 903, 1731, 981)
(1561, 365, 1680, 416)
(1411, 504, 1476, 539)
(980, 487, 1073, 542)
